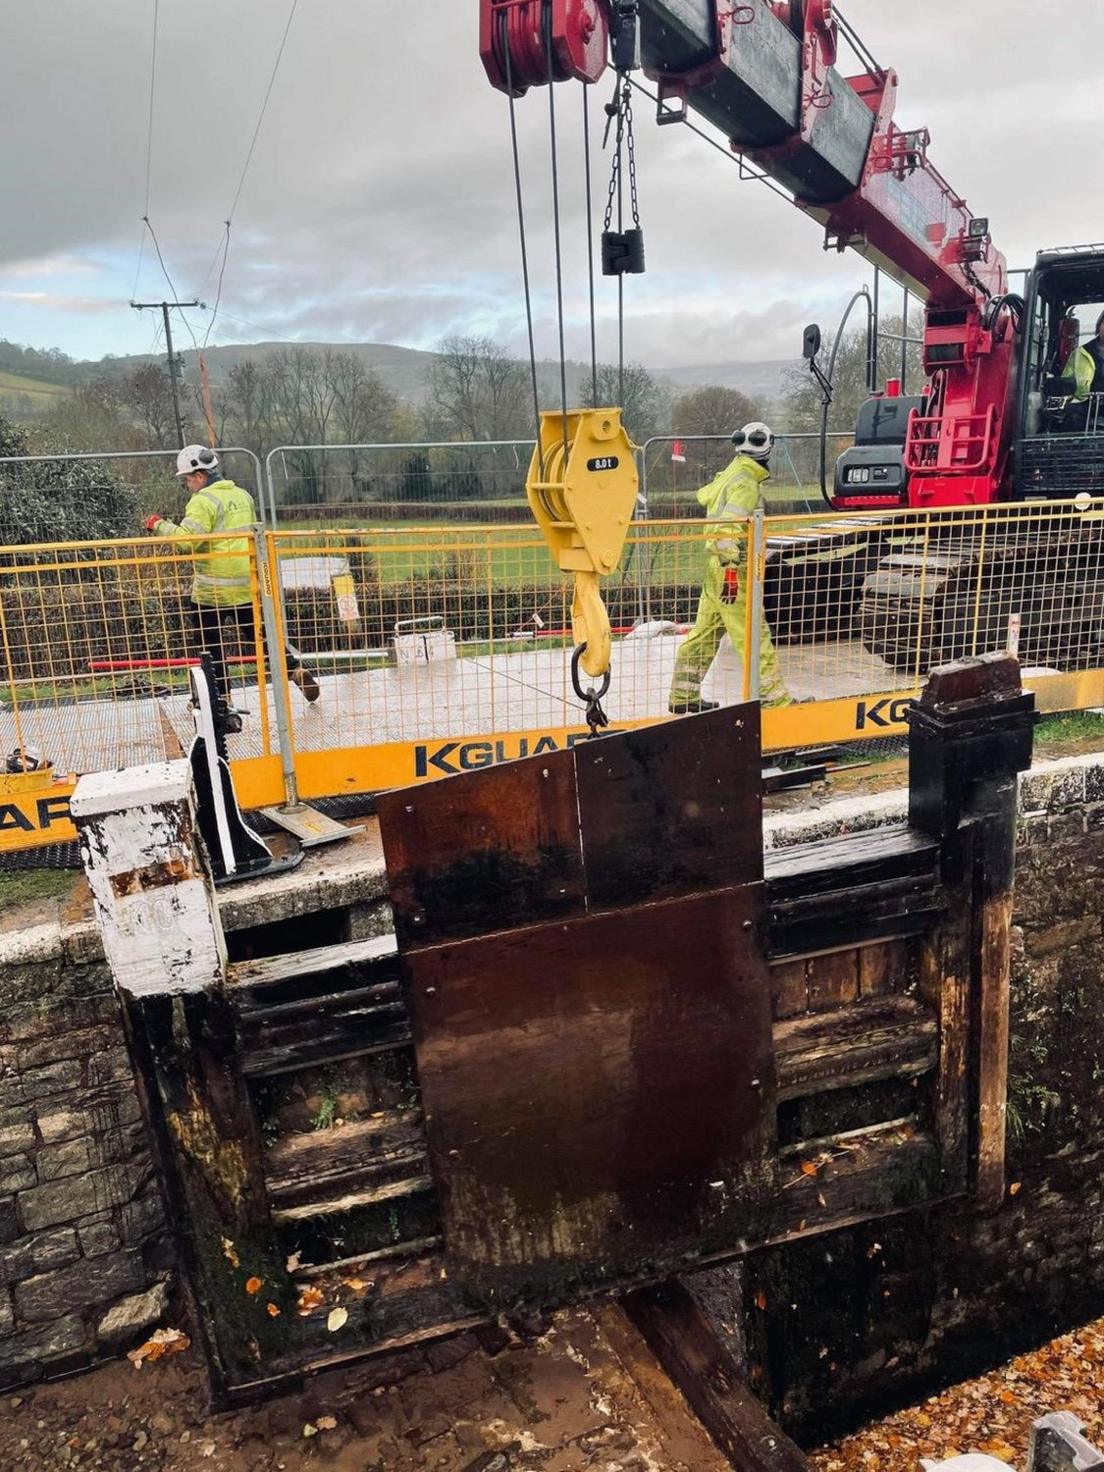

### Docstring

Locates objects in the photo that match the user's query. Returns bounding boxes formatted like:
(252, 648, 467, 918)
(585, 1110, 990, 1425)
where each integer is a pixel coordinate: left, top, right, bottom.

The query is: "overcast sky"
(2, 1, 1102, 370)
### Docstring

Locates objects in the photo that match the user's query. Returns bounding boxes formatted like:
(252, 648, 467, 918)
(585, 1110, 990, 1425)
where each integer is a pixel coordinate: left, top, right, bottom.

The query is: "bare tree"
(672, 384, 760, 437)
(121, 363, 179, 448)
(326, 353, 402, 444)
(584, 362, 671, 442)
(428, 336, 529, 440)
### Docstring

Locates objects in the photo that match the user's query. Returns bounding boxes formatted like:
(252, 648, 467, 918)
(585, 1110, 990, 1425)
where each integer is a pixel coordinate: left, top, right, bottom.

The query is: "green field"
(0, 370, 70, 401)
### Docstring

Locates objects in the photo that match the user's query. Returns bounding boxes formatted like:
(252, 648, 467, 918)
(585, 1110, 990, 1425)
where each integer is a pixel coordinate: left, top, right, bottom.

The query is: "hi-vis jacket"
(696, 453, 769, 565)
(152, 478, 255, 607)
(1063, 342, 1104, 402)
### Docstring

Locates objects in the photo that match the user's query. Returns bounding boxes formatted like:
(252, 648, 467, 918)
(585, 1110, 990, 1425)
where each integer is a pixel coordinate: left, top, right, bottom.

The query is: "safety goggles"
(732, 429, 773, 451)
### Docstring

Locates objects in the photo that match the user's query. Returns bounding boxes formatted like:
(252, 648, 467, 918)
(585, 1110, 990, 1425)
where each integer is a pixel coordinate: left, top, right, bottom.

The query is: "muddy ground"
(6, 1306, 1104, 1472)
(0, 1307, 727, 1472)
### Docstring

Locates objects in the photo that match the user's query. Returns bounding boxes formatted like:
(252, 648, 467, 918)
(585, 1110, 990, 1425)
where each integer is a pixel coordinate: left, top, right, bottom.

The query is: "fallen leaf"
(342, 1277, 367, 1292)
(303, 1423, 318, 1439)
(297, 1286, 325, 1317)
(327, 1306, 349, 1332)
(266, 1303, 281, 1318)
(199, 1441, 216, 1459)
(316, 1416, 337, 1431)
(127, 1327, 191, 1369)
(1009, 1181, 1022, 1196)
(286, 1252, 301, 1274)
(221, 1237, 240, 1269)
(801, 1160, 819, 1178)
(245, 1276, 263, 1295)
(817, 1192, 828, 1208)
(755, 1290, 768, 1311)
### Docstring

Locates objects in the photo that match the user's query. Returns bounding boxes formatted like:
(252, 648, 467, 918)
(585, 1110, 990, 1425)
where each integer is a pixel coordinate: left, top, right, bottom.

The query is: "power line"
(226, 0, 300, 223)
(202, 307, 299, 344)
(202, 222, 232, 348)
(142, 217, 201, 351)
(131, 0, 160, 300)
(197, 0, 299, 304)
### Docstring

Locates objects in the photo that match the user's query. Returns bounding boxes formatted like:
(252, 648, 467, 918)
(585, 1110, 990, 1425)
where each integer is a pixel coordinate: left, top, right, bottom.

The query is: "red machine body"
(480, 0, 1019, 510)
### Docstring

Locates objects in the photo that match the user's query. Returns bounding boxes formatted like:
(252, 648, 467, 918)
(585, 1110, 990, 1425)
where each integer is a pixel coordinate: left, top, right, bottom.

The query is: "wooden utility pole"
(130, 299, 199, 449)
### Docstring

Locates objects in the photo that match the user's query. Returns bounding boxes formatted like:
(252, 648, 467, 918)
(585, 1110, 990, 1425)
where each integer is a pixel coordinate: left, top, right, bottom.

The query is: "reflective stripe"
(181, 518, 207, 534)
(195, 572, 251, 587)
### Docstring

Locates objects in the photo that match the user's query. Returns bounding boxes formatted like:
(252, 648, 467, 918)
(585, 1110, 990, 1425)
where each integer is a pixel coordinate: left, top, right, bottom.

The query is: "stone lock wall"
(0, 835, 390, 1389)
(0, 926, 167, 1387)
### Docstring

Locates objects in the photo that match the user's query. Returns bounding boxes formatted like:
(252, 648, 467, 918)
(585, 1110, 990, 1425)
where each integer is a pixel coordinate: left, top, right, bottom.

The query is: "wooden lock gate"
(73, 652, 1034, 1442)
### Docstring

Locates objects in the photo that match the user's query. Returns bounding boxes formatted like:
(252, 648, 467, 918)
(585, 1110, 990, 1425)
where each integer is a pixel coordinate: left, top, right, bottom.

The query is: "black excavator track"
(764, 510, 1104, 678)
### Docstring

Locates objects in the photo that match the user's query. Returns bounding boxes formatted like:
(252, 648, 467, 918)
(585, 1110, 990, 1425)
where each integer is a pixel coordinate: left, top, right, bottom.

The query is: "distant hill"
(659, 358, 794, 406)
(2, 336, 793, 415)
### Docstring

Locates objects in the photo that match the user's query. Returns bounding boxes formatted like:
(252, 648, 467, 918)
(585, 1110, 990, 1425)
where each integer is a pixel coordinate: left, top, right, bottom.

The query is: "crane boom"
(481, 0, 1020, 505)
(482, 0, 1008, 309)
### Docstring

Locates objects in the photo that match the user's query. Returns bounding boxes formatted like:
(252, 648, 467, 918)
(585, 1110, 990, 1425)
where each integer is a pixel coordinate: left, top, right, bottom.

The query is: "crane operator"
(668, 422, 793, 715)
(1062, 310, 1104, 427)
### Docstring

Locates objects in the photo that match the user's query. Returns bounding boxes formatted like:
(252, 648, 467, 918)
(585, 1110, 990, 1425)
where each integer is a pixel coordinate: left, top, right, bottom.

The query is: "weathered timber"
(806, 949, 860, 1012)
(237, 998, 412, 1079)
(265, 1112, 429, 1212)
(774, 996, 938, 1101)
(771, 958, 810, 1019)
(229, 934, 398, 1003)
(908, 652, 1035, 1207)
(622, 1281, 813, 1472)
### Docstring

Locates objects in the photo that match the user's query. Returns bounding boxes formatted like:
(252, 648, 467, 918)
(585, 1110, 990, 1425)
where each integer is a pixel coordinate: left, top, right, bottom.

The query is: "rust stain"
(110, 856, 192, 898)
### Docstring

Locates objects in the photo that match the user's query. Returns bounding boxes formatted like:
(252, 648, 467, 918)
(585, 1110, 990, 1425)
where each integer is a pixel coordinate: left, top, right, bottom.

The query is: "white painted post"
(71, 760, 226, 999)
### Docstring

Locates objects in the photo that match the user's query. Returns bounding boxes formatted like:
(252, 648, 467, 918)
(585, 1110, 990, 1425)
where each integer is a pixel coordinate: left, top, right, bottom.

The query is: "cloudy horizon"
(3, 2, 1101, 370)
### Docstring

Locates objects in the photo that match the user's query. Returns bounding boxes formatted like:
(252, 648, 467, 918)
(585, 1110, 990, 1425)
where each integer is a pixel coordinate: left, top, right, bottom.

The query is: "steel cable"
(545, 3, 570, 460)
(501, 12, 545, 479)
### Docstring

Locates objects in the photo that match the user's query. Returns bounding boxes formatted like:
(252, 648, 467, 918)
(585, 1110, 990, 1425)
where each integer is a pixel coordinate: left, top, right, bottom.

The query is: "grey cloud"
(4, 1, 1104, 364)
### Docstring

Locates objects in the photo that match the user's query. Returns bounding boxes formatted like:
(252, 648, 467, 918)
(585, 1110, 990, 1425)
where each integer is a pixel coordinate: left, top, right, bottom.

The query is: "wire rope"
(544, 4, 570, 460)
(500, 11, 545, 478)
(131, 0, 160, 299)
(582, 83, 598, 406)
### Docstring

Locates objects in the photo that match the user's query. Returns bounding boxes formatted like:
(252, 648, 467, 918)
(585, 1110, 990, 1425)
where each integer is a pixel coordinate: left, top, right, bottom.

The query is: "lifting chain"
(601, 74, 645, 276)
(570, 643, 611, 738)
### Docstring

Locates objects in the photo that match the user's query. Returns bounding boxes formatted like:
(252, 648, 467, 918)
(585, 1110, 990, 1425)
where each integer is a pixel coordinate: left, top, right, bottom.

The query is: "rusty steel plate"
(377, 746, 585, 947)
(401, 885, 775, 1305)
(575, 704, 763, 909)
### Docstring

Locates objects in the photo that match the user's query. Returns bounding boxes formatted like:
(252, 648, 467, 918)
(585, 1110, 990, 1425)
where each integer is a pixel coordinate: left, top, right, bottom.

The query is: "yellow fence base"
(3, 677, 1101, 858)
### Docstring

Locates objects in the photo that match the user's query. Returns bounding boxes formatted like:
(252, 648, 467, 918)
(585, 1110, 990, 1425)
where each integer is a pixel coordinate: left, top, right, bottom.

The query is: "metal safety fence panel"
(639, 432, 856, 518)
(0, 447, 265, 548)
(0, 529, 283, 851)
(263, 519, 758, 800)
(263, 441, 541, 528)
(7, 494, 1104, 854)
(759, 495, 1104, 749)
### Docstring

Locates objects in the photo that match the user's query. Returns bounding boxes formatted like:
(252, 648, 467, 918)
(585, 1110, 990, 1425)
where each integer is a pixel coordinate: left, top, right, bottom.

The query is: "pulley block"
(527, 407, 638, 679)
(480, 0, 610, 97)
(601, 226, 645, 275)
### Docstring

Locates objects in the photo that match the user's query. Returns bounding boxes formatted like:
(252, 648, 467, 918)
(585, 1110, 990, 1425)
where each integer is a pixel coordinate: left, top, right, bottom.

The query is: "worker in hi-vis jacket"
(147, 445, 320, 727)
(668, 422, 792, 714)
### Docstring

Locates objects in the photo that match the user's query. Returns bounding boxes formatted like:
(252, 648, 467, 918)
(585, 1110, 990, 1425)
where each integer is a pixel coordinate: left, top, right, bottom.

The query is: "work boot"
(668, 698, 720, 715)
(290, 664, 321, 703)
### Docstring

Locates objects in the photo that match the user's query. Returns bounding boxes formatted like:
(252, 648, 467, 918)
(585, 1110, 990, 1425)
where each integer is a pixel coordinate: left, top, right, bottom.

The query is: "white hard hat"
(175, 445, 219, 478)
(732, 422, 774, 461)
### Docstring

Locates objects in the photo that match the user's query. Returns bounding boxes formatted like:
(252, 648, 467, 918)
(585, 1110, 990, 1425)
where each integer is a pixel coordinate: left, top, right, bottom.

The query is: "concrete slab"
(0, 635, 904, 778)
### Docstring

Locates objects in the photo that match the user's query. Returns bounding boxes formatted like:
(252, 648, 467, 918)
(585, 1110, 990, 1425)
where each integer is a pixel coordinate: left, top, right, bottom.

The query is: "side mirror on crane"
(803, 324, 822, 361)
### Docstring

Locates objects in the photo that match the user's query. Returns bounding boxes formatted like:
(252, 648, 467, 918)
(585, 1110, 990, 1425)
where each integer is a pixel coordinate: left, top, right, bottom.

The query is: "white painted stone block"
(72, 761, 226, 999)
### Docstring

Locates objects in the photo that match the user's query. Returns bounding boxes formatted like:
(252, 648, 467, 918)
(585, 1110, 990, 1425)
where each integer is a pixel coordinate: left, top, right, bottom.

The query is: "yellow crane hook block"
(526, 407, 638, 681)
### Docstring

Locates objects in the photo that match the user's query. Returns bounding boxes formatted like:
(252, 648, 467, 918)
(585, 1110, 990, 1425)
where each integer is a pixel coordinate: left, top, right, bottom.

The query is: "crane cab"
(1014, 244, 1104, 500)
